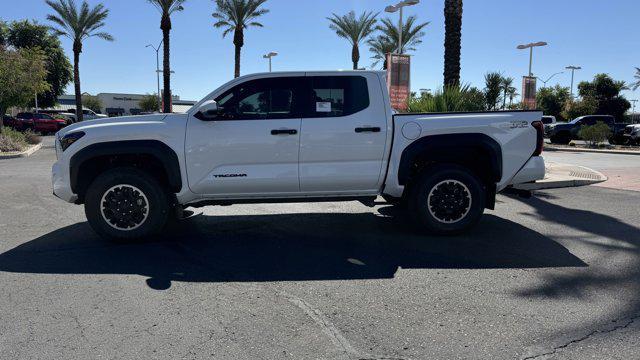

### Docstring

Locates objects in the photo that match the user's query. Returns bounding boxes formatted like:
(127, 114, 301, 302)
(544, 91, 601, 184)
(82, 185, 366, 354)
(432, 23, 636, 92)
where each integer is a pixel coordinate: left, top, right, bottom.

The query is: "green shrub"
(407, 85, 487, 113)
(578, 121, 611, 147)
(23, 130, 42, 145)
(0, 128, 27, 152)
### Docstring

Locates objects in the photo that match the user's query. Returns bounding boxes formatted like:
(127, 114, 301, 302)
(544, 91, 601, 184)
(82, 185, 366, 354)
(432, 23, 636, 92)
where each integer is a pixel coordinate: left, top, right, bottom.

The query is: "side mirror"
(194, 100, 219, 121)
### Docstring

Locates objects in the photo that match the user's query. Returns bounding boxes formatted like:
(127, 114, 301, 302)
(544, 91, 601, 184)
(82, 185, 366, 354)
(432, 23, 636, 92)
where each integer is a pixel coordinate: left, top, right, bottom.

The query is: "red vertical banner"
(386, 54, 411, 111)
(522, 76, 537, 110)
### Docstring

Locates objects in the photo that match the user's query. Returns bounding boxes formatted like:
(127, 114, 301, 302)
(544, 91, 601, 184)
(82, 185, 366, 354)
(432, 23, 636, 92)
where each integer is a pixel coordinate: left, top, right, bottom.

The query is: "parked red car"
(15, 112, 66, 133)
(34, 113, 67, 133)
(15, 113, 36, 130)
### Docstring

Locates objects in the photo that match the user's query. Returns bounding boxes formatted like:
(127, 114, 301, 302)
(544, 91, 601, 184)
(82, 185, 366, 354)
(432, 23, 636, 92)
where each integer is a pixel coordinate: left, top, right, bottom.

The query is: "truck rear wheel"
(84, 168, 171, 242)
(407, 164, 485, 235)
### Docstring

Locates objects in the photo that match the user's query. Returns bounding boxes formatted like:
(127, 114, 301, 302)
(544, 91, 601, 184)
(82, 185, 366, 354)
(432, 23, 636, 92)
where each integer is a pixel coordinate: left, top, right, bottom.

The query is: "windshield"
(569, 117, 583, 124)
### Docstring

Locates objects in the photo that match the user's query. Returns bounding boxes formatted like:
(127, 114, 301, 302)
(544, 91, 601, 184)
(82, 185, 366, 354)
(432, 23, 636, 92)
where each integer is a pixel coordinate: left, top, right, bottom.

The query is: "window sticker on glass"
(316, 102, 332, 112)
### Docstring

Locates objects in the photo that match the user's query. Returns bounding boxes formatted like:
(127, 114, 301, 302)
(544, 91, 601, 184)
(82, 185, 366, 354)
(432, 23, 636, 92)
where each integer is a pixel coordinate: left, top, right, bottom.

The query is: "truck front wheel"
(407, 165, 486, 235)
(84, 168, 171, 242)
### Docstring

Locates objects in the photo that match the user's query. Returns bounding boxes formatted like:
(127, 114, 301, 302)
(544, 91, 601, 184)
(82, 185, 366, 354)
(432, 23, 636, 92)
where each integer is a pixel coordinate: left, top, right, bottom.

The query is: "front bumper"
(52, 161, 77, 203)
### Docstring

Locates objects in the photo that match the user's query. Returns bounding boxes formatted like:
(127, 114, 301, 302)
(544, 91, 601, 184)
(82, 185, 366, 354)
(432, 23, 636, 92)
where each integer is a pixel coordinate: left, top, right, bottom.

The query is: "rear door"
(298, 73, 388, 193)
(185, 76, 305, 196)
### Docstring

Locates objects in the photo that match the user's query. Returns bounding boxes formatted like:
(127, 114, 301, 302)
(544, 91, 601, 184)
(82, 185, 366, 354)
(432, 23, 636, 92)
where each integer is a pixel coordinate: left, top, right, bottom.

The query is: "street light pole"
(263, 52, 278, 72)
(517, 41, 548, 77)
(384, 0, 420, 54)
(565, 65, 582, 99)
(146, 40, 163, 112)
(631, 99, 638, 123)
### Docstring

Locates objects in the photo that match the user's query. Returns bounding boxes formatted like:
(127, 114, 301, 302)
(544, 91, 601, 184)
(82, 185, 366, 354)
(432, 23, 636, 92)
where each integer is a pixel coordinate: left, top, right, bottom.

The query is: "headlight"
(60, 131, 85, 151)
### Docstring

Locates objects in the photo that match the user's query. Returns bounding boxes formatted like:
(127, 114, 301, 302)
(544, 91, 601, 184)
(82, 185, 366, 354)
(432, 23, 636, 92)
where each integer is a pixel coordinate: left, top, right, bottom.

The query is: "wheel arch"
(397, 133, 502, 209)
(69, 140, 182, 203)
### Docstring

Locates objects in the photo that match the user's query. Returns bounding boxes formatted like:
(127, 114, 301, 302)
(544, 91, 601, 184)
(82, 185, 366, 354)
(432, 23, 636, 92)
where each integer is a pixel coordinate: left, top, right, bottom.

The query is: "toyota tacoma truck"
(52, 71, 545, 241)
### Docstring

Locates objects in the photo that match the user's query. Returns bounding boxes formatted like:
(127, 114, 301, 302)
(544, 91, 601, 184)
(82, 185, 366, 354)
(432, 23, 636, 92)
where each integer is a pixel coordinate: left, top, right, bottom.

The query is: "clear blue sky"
(3, 0, 640, 101)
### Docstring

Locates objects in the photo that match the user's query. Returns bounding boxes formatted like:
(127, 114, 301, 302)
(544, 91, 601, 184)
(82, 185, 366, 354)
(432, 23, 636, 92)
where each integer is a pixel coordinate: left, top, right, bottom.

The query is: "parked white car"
(623, 124, 640, 144)
(52, 71, 545, 241)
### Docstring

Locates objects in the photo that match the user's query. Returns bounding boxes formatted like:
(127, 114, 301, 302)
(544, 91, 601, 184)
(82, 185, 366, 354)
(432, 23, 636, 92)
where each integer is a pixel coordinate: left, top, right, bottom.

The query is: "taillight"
(531, 121, 544, 156)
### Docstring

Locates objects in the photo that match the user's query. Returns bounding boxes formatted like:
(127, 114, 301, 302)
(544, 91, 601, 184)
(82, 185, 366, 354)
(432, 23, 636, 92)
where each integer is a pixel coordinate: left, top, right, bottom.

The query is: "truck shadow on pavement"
(0, 208, 585, 290)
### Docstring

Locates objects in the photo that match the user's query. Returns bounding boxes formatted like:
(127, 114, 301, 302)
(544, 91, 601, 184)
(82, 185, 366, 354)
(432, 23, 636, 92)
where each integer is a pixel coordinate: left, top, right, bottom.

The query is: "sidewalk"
(514, 161, 607, 191)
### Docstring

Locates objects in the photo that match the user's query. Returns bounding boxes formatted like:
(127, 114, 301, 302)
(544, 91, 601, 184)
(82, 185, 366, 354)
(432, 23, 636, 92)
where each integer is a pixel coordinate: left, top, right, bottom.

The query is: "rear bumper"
(508, 156, 546, 186)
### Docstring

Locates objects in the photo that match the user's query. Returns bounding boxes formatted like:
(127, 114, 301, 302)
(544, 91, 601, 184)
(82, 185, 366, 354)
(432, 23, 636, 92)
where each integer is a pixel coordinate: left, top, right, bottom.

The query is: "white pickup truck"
(52, 71, 545, 241)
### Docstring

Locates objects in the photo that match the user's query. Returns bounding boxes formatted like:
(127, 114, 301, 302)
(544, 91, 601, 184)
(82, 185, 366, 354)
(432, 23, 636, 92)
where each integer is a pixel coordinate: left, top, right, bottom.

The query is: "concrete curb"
(0, 143, 43, 160)
(514, 162, 608, 191)
(544, 145, 640, 156)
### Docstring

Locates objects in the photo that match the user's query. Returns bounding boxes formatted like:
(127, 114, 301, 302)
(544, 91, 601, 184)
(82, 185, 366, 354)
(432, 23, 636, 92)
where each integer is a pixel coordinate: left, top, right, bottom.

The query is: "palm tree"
(377, 16, 429, 54)
(631, 67, 640, 90)
(367, 35, 395, 70)
(501, 76, 514, 110)
(484, 72, 503, 111)
(147, 0, 186, 113)
(368, 15, 428, 70)
(46, 0, 112, 122)
(327, 11, 378, 70)
(443, 0, 463, 87)
(507, 86, 519, 107)
(213, 0, 269, 78)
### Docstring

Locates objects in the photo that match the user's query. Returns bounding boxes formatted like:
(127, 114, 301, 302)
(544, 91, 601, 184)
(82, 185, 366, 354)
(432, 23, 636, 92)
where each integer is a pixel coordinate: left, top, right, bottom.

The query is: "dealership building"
(55, 93, 197, 116)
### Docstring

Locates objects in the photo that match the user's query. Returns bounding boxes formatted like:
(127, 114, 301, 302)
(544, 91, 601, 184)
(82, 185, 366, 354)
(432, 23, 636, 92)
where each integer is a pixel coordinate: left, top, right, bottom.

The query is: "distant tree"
(500, 76, 514, 110)
(328, 10, 378, 70)
(46, 0, 113, 122)
(367, 35, 395, 69)
(213, 0, 269, 78)
(443, 0, 463, 86)
(377, 16, 429, 54)
(139, 94, 160, 112)
(82, 94, 102, 113)
(484, 72, 503, 110)
(577, 73, 631, 120)
(0, 48, 49, 132)
(7, 20, 72, 109)
(147, 0, 187, 113)
(0, 21, 8, 49)
(562, 97, 598, 121)
(506, 86, 519, 107)
(407, 84, 485, 113)
(631, 67, 640, 91)
(536, 85, 570, 121)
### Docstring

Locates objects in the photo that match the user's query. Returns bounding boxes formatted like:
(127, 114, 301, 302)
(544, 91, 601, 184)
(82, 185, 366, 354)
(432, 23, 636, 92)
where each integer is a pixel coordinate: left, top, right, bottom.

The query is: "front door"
(185, 76, 305, 196)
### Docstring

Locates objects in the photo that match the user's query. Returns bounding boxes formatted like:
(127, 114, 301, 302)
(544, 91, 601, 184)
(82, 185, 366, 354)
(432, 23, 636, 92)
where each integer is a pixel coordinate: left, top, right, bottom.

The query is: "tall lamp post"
(631, 99, 638, 123)
(384, 0, 420, 54)
(565, 65, 582, 99)
(263, 52, 278, 72)
(517, 41, 548, 77)
(146, 40, 163, 112)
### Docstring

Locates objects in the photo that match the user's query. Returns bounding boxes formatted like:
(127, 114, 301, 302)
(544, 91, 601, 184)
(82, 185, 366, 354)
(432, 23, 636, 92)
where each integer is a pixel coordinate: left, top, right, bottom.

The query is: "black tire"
(407, 164, 486, 235)
(84, 167, 171, 242)
(550, 133, 570, 145)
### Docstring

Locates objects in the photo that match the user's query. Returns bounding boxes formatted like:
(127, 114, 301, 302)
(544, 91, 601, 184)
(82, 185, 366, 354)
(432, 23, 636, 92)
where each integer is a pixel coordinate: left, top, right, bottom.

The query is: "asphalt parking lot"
(1, 139, 639, 359)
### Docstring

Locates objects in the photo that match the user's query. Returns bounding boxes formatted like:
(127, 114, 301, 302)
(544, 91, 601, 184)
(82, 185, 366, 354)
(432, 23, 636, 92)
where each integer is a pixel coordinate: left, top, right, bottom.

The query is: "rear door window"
(308, 76, 369, 118)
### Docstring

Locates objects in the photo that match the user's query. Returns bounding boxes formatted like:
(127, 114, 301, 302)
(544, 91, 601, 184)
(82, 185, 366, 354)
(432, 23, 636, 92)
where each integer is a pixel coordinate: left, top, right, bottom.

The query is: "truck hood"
(547, 122, 572, 131)
(57, 113, 187, 137)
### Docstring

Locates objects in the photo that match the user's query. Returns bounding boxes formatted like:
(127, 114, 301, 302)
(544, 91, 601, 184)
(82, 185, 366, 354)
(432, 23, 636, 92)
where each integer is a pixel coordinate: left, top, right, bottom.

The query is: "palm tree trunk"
(161, 14, 172, 113)
(0, 106, 6, 134)
(352, 45, 359, 70)
(234, 44, 241, 78)
(502, 89, 507, 110)
(233, 29, 243, 78)
(443, 0, 463, 87)
(73, 40, 83, 122)
(162, 30, 171, 113)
